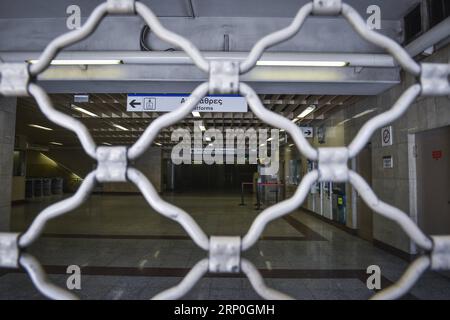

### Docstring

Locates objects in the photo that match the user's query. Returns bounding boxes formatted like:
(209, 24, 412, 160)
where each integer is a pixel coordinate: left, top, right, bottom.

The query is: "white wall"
(344, 43, 450, 253)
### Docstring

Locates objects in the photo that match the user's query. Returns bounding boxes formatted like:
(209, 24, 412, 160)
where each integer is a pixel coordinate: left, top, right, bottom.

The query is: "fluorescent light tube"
(337, 119, 351, 126)
(297, 105, 316, 118)
(29, 124, 53, 131)
(50, 142, 63, 146)
(192, 111, 201, 117)
(102, 142, 112, 146)
(256, 60, 348, 67)
(352, 109, 376, 119)
(72, 104, 98, 117)
(28, 59, 122, 65)
(112, 123, 129, 131)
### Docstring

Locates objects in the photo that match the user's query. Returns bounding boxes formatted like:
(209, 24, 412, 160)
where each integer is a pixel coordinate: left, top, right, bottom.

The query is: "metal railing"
(1, 0, 450, 300)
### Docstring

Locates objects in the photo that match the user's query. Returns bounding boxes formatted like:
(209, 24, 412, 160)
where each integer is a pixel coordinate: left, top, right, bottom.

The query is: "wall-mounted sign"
(127, 94, 247, 113)
(383, 155, 393, 169)
(300, 127, 314, 138)
(432, 150, 443, 160)
(381, 125, 393, 147)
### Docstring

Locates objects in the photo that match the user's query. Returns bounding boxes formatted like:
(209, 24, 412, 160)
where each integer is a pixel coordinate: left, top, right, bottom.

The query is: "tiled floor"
(1, 193, 450, 300)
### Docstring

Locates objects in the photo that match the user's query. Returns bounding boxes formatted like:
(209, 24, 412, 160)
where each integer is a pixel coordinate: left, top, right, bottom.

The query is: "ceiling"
(0, 0, 406, 98)
(16, 93, 362, 148)
(8, 0, 413, 149)
(0, 0, 420, 19)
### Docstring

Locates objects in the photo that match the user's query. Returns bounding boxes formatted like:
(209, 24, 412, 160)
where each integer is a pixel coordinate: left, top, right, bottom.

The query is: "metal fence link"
(241, 259, 294, 300)
(0, 0, 450, 300)
(28, 84, 98, 159)
(348, 85, 422, 157)
(127, 168, 210, 251)
(152, 259, 209, 300)
(128, 83, 210, 159)
(19, 253, 79, 300)
(370, 256, 431, 300)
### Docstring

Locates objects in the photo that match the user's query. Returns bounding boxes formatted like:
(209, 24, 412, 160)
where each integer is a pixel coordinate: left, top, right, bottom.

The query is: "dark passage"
(173, 164, 257, 192)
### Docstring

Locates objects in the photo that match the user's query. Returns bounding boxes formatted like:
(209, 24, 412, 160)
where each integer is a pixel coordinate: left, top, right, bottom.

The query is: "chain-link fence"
(1, 0, 450, 300)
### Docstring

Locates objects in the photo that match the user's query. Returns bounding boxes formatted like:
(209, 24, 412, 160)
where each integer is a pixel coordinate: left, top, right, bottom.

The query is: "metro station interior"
(0, 0, 449, 300)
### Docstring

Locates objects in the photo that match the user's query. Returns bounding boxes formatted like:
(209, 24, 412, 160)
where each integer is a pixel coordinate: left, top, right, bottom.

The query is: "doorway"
(356, 143, 373, 241)
(173, 164, 257, 192)
(416, 126, 450, 234)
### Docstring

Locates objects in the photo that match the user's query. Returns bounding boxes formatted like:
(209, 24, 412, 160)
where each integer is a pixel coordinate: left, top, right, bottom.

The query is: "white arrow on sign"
(126, 94, 247, 112)
(300, 127, 314, 138)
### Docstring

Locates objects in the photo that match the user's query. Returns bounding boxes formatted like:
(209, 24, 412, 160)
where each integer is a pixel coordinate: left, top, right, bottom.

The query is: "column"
(0, 97, 17, 231)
